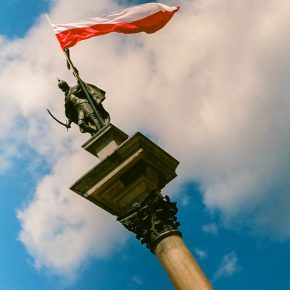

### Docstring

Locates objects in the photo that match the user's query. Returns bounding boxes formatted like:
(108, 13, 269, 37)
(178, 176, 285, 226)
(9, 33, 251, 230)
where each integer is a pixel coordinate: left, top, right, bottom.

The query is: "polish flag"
(51, 3, 179, 50)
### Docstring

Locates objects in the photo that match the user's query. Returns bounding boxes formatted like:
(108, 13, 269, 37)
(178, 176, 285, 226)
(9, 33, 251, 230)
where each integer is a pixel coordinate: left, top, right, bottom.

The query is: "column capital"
(117, 191, 181, 252)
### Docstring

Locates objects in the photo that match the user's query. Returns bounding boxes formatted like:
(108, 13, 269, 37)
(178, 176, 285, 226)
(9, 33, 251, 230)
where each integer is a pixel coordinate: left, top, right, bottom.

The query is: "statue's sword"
(47, 109, 69, 130)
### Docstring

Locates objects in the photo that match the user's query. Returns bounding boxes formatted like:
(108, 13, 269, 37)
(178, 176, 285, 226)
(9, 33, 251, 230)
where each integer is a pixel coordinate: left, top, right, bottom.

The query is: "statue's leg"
(78, 110, 97, 134)
(80, 123, 96, 135)
(82, 103, 102, 132)
(90, 115, 102, 131)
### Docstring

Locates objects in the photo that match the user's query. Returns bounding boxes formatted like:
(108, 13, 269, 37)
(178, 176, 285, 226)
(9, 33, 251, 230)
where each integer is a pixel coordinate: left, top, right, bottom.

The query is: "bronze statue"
(57, 79, 110, 135)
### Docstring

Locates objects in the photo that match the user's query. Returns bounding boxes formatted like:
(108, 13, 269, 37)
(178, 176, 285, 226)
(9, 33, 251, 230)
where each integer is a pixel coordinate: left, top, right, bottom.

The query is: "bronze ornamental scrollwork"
(117, 191, 181, 252)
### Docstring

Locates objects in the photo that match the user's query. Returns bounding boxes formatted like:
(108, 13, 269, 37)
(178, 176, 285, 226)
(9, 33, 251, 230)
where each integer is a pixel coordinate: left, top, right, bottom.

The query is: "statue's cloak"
(65, 83, 110, 125)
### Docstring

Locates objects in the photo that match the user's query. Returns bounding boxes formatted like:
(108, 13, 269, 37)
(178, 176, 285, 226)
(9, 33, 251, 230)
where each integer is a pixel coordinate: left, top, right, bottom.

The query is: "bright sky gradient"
(0, 0, 290, 290)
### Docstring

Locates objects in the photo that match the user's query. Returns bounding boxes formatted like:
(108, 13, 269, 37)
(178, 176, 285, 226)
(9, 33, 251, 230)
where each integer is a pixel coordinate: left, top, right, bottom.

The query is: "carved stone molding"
(117, 191, 181, 252)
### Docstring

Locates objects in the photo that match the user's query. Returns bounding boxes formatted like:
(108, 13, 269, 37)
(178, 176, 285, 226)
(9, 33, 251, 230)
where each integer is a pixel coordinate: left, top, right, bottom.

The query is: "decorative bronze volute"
(117, 191, 181, 252)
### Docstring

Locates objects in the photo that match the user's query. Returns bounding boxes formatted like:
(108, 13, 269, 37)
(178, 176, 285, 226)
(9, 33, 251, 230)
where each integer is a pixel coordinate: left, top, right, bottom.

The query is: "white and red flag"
(50, 2, 179, 50)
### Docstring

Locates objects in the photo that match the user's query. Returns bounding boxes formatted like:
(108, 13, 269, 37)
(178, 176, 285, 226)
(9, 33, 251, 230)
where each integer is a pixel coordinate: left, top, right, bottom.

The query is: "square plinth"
(82, 123, 128, 160)
(70, 131, 179, 216)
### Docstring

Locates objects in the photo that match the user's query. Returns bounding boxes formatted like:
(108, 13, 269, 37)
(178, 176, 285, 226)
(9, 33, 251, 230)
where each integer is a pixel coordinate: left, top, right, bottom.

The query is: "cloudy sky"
(0, 0, 289, 289)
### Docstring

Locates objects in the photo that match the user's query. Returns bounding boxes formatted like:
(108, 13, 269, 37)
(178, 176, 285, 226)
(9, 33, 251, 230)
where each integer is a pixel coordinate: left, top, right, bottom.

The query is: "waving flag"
(51, 3, 179, 50)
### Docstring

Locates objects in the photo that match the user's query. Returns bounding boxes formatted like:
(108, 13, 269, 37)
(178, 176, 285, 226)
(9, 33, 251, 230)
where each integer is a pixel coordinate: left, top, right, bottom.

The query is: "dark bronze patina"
(117, 190, 181, 252)
(58, 79, 110, 135)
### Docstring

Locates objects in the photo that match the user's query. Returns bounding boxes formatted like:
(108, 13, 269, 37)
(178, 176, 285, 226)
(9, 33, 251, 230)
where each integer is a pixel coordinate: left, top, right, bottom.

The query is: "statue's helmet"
(58, 79, 69, 91)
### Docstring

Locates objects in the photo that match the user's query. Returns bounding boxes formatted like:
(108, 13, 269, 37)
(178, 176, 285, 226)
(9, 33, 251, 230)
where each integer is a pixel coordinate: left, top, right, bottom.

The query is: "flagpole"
(46, 14, 104, 128)
(63, 49, 105, 128)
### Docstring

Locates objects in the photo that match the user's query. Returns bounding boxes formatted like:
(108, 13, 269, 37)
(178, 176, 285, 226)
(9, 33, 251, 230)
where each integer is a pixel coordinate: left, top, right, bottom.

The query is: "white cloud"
(214, 251, 240, 279)
(194, 248, 208, 260)
(17, 150, 128, 279)
(132, 276, 143, 286)
(0, 0, 288, 279)
(202, 223, 218, 235)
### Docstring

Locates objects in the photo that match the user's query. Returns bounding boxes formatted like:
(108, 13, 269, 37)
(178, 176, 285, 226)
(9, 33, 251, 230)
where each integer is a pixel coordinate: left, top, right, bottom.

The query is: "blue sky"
(0, 0, 50, 37)
(0, 0, 290, 290)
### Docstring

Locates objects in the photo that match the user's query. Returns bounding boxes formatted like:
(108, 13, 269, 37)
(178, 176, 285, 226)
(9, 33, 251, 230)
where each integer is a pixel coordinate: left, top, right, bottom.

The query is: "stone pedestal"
(70, 123, 212, 289)
(82, 123, 128, 160)
(70, 124, 179, 216)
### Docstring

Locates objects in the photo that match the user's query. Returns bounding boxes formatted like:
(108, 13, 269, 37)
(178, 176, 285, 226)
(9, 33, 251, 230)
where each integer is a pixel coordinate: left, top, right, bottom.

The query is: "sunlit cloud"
(202, 223, 218, 235)
(194, 248, 208, 260)
(132, 275, 143, 286)
(214, 251, 240, 279)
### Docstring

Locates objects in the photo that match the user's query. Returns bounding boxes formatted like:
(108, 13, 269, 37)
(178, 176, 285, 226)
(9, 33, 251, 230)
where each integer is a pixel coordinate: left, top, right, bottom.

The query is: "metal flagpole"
(46, 14, 104, 128)
(63, 49, 104, 128)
